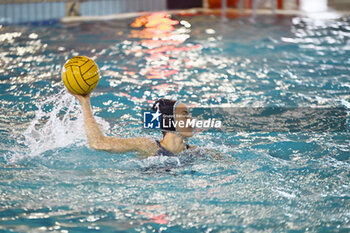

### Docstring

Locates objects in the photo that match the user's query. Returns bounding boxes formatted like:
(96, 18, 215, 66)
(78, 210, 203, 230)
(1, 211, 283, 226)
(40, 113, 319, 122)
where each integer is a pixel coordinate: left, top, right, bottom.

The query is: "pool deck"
(60, 7, 350, 23)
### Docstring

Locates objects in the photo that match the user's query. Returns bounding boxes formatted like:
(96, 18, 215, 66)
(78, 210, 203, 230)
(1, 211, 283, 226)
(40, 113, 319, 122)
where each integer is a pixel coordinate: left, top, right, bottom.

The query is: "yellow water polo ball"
(62, 56, 100, 95)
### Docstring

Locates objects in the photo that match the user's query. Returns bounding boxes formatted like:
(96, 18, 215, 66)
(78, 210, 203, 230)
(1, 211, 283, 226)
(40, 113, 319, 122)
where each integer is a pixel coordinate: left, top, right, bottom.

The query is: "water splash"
(5, 90, 86, 163)
(120, 155, 181, 171)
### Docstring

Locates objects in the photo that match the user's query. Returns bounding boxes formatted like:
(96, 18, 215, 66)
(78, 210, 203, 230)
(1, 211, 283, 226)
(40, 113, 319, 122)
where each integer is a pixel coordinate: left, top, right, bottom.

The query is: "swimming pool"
(0, 13, 349, 232)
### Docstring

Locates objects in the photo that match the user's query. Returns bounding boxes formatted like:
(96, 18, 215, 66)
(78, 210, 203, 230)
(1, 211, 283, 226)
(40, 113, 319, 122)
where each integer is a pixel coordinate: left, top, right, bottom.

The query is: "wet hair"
(152, 99, 177, 134)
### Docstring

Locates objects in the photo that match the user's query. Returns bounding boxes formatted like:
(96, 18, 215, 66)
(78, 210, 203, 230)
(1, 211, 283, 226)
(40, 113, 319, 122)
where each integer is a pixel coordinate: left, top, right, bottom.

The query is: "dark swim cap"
(152, 99, 176, 132)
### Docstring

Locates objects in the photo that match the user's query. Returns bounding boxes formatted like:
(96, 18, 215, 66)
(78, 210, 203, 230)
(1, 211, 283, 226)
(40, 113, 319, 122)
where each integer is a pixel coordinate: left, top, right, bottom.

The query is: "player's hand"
(67, 89, 91, 104)
(74, 93, 90, 104)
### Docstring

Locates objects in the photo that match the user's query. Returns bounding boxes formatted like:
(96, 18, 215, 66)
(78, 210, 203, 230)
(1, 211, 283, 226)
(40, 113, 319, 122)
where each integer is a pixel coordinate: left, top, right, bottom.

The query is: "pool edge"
(60, 7, 350, 23)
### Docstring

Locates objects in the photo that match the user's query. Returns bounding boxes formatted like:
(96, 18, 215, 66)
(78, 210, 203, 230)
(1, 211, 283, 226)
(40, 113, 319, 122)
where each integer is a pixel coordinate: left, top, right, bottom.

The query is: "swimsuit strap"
(155, 140, 174, 157)
(155, 140, 190, 157)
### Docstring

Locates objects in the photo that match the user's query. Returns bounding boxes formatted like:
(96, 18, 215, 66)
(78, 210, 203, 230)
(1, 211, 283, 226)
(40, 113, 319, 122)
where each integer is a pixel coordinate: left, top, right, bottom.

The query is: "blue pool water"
(0, 13, 349, 232)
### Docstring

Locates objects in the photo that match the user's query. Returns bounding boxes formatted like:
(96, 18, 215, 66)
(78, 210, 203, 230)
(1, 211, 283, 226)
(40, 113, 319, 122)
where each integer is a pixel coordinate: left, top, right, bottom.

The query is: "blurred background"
(0, 0, 349, 25)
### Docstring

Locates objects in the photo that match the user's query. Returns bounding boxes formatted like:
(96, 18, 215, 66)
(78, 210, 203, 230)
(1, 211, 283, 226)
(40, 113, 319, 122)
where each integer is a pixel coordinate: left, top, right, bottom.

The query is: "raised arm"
(74, 94, 157, 155)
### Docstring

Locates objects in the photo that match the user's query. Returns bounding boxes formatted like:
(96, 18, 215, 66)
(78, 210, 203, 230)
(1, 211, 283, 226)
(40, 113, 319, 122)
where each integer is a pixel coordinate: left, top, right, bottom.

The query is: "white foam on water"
(5, 90, 109, 163)
(121, 156, 181, 171)
(340, 99, 350, 109)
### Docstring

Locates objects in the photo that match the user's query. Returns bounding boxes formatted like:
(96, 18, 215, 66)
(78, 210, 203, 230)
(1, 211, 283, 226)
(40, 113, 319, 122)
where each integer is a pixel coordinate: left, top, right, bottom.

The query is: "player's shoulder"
(133, 137, 159, 155)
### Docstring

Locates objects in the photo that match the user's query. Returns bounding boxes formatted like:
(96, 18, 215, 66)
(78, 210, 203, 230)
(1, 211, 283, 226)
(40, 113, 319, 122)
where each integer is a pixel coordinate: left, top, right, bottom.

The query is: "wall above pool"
(0, 0, 167, 25)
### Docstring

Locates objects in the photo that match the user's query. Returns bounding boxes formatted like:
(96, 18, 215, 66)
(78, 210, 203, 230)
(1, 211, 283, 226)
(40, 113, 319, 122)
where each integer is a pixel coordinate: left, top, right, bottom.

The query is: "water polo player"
(73, 93, 195, 157)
